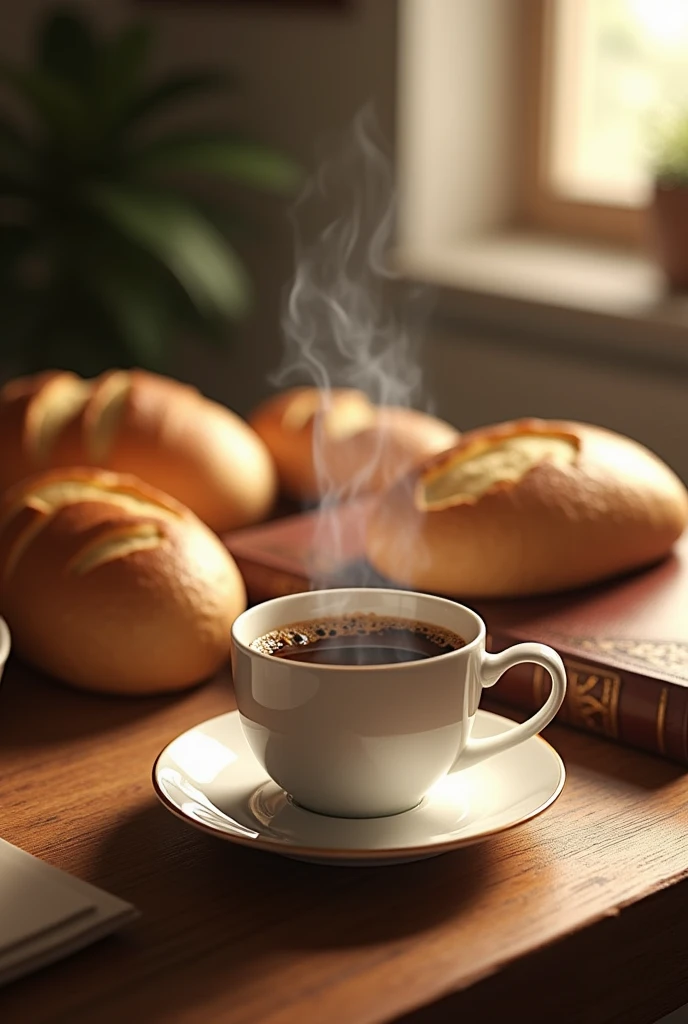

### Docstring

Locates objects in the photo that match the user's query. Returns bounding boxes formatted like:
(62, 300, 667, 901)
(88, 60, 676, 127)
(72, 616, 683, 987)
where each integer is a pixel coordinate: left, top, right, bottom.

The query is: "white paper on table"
(0, 838, 139, 987)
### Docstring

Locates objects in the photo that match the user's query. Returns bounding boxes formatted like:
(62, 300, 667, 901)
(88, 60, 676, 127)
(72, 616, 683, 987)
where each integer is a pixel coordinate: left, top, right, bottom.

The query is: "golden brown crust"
(0, 370, 66, 404)
(249, 387, 375, 501)
(323, 407, 460, 497)
(104, 372, 277, 531)
(366, 418, 688, 598)
(249, 387, 460, 502)
(0, 468, 246, 694)
(0, 372, 84, 493)
(0, 370, 278, 532)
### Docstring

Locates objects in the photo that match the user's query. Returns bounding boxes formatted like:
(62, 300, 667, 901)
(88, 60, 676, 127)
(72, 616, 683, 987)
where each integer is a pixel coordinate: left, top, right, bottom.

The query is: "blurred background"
(2, 0, 688, 475)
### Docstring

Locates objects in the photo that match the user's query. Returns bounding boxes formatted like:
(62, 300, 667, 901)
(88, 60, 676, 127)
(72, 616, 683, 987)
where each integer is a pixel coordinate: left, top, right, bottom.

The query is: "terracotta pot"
(650, 181, 688, 290)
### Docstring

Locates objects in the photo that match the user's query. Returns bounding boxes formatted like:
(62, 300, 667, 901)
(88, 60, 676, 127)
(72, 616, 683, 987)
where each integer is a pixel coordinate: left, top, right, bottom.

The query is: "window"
(521, 0, 688, 246)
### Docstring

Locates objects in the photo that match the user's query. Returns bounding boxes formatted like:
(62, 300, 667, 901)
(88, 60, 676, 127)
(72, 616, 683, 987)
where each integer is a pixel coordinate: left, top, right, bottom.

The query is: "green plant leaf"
(38, 7, 96, 89)
(130, 133, 302, 193)
(0, 10, 299, 377)
(99, 23, 153, 104)
(0, 65, 84, 138)
(124, 72, 231, 128)
(187, 195, 263, 241)
(87, 184, 251, 319)
(95, 283, 168, 367)
(86, 257, 173, 369)
(0, 119, 36, 179)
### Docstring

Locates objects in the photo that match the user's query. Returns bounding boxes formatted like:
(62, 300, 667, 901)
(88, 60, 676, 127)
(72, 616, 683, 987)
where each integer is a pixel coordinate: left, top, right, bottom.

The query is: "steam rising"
(274, 106, 431, 587)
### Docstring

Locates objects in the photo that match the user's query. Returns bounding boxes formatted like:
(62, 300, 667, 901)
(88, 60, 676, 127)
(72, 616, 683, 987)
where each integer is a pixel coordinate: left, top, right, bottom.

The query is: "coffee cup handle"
(454, 643, 567, 771)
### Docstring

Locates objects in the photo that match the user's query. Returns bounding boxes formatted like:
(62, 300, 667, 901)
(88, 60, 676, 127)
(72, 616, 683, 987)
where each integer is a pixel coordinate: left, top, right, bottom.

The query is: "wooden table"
(0, 657, 687, 1024)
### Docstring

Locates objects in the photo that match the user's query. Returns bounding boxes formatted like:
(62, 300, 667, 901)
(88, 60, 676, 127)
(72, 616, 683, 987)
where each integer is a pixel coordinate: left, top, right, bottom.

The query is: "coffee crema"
(250, 613, 466, 666)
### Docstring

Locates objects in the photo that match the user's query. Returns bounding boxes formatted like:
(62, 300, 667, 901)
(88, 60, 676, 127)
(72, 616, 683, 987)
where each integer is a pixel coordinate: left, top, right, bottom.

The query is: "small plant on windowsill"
(649, 110, 688, 291)
(0, 5, 301, 377)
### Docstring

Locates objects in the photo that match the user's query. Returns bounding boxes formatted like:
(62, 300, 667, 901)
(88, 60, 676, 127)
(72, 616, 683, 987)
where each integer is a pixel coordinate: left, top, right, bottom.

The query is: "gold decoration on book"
(534, 661, 621, 738)
(561, 637, 688, 681)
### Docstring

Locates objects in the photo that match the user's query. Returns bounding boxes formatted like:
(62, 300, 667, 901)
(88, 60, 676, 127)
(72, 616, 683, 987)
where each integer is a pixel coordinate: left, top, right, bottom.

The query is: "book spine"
(487, 629, 688, 767)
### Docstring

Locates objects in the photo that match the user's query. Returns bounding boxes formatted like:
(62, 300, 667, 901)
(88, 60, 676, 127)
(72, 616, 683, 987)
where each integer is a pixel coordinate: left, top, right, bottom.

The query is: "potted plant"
(0, 5, 300, 376)
(649, 110, 688, 290)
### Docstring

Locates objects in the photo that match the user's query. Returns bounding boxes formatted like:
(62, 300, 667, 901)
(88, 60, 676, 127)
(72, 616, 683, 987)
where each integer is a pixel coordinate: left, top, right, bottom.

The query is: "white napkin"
(0, 838, 138, 986)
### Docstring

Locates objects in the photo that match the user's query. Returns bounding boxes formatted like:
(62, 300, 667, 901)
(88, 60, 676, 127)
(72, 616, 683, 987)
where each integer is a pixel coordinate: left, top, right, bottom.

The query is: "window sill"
(395, 232, 688, 374)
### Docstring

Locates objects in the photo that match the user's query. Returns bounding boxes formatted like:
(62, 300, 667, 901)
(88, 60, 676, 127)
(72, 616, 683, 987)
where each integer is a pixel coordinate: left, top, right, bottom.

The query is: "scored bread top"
(14, 369, 201, 466)
(0, 368, 236, 469)
(26, 375, 93, 463)
(412, 417, 687, 521)
(0, 468, 186, 586)
(261, 386, 378, 440)
(81, 370, 132, 462)
(0, 370, 131, 468)
(250, 387, 461, 502)
(0, 465, 247, 694)
(0, 369, 278, 532)
(366, 417, 688, 598)
(0, 468, 184, 522)
(420, 425, 580, 510)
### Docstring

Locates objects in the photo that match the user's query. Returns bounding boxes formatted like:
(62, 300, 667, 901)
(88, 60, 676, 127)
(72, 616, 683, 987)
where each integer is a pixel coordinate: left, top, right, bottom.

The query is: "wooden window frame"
(518, 0, 647, 248)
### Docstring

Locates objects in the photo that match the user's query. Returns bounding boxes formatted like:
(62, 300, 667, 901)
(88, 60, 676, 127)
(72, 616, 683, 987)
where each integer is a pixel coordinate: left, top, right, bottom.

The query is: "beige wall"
(3, 1, 688, 480)
(425, 328, 688, 478)
(143, 0, 398, 414)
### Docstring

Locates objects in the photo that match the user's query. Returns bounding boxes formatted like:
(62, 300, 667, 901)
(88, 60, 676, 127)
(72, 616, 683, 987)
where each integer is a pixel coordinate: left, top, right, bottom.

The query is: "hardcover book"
(224, 504, 688, 766)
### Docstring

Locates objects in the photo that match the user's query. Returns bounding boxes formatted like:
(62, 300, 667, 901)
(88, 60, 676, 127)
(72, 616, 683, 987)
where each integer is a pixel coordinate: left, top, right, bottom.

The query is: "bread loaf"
(0, 370, 277, 532)
(0, 468, 246, 694)
(366, 418, 688, 597)
(249, 386, 459, 502)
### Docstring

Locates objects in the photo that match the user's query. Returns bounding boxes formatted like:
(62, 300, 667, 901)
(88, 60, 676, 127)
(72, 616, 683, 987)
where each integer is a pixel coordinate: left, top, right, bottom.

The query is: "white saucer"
(152, 709, 565, 866)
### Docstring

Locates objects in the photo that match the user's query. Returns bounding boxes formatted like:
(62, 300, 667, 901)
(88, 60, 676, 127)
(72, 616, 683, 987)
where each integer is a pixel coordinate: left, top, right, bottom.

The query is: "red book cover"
(224, 504, 688, 766)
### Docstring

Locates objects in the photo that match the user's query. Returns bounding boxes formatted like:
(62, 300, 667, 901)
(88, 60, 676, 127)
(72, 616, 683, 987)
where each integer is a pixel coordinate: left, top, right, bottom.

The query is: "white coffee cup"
(231, 588, 566, 818)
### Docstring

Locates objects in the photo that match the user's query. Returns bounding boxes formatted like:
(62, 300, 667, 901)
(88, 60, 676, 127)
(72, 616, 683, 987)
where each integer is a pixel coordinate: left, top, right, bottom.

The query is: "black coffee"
(250, 613, 466, 666)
